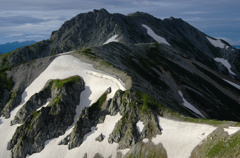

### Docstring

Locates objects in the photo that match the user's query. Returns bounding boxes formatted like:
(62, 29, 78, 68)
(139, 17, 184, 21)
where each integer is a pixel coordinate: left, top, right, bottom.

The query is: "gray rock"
(68, 107, 92, 149)
(95, 133, 104, 142)
(107, 89, 162, 149)
(11, 87, 51, 125)
(68, 88, 110, 149)
(124, 141, 167, 158)
(58, 134, 70, 145)
(8, 76, 85, 158)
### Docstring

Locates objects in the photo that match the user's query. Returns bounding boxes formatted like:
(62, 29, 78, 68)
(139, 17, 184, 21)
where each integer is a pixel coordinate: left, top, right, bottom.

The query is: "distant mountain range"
(0, 41, 36, 54)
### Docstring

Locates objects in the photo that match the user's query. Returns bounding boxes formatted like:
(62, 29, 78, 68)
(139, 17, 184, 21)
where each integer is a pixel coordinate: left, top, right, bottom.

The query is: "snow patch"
(103, 35, 118, 45)
(0, 55, 126, 158)
(142, 24, 170, 46)
(224, 126, 240, 135)
(207, 37, 225, 49)
(152, 116, 216, 158)
(178, 91, 205, 117)
(214, 58, 236, 76)
(223, 79, 240, 90)
(136, 121, 144, 134)
(143, 138, 149, 143)
(36, 99, 50, 111)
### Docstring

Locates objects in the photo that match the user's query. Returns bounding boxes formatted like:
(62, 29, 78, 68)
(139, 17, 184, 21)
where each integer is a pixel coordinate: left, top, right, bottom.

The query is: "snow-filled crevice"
(223, 79, 240, 90)
(103, 35, 119, 45)
(142, 24, 170, 46)
(206, 37, 225, 49)
(178, 91, 205, 118)
(214, 58, 236, 76)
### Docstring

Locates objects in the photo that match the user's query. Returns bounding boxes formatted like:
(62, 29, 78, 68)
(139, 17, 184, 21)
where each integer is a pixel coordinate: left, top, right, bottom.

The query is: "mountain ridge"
(0, 41, 37, 54)
(0, 9, 240, 158)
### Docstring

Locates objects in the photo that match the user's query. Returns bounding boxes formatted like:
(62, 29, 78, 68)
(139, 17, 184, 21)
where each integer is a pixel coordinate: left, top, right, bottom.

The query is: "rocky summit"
(0, 9, 240, 158)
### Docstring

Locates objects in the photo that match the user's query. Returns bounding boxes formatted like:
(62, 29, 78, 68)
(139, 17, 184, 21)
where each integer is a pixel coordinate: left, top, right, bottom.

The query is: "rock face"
(107, 90, 162, 149)
(7, 76, 85, 158)
(67, 89, 162, 151)
(11, 86, 51, 125)
(92, 42, 240, 121)
(0, 69, 15, 115)
(124, 141, 168, 158)
(68, 88, 111, 149)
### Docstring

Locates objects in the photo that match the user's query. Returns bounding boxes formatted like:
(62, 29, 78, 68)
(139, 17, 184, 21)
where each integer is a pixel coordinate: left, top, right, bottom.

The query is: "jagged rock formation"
(7, 76, 84, 158)
(67, 89, 162, 151)
(68, 88, 111, 149)
(0, 55, 56, 119)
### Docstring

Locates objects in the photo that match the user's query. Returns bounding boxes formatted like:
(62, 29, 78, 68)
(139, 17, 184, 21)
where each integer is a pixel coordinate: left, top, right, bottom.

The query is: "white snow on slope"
(207, 37, 225, 49)
(136, 121, 144, 134)
(36, 99, 50, 111)
(0, 54, 126, 158)
(152, 116, 216, 158)
(214, 57, 236, 76)
(178, 91, 205, 118)
(224, 126, 240, 136)
(143, 138, 149, 143)
(142, 24, 170, 46)
(30, 113, 130, 158)
(103, 35, 119, 45)
(223, 79, 240, 90)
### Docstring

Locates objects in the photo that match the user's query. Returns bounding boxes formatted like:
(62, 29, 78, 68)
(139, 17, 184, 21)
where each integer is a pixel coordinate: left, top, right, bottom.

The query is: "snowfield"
(103, 35, 119, 45)
(0, 54, 126, 158)
(142, 24, 170, 46)
(207, 36, 225, 49)
(224, 126, 240, 136)
(152, 116, 216, 158)
(178, 91, 205, 118)
(214, 57, 236, 76)
(223, 79, 240, 90)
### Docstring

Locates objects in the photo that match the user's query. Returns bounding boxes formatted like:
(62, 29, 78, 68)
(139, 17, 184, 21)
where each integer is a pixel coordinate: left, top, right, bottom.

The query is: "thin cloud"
(5, 33, 24, 37)
(181, 11, 207, 15)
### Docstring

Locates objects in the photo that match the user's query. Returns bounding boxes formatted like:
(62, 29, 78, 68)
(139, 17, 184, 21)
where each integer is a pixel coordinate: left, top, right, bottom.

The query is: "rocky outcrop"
(68, 88, 111, 149)
(11, 83, 51, 125)
(1, 88, 22, 118)
(107, 90, 162, 149)
(7, 76, 85, 158)
(95, 133, 104, 142)
(67, 89, 162, 151)
(124, 141, 167, 158)
(0, 69, 15, 115)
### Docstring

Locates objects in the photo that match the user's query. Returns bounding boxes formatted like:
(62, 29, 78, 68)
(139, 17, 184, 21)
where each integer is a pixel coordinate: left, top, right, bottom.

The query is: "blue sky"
(0, 0, 239, 45)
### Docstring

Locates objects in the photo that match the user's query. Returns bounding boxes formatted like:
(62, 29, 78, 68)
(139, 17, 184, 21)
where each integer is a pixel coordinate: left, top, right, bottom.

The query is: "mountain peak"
(93, 8, 109, 15)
